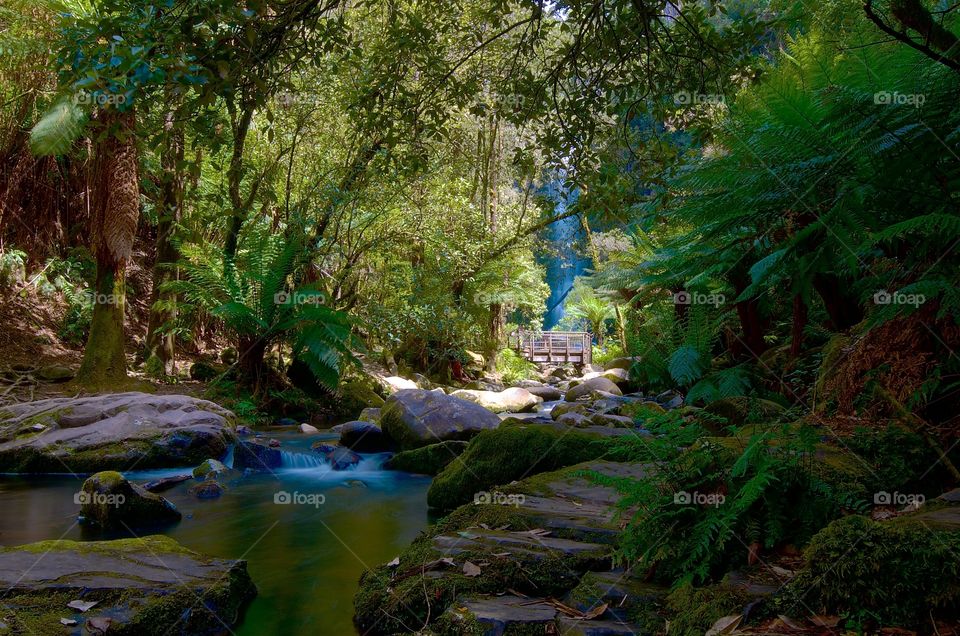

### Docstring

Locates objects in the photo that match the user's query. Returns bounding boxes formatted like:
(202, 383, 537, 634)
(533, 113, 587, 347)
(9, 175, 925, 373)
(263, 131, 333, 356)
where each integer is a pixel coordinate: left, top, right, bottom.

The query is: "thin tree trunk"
(790, 294, 807, 358)
(144, 111, 183, 374)
(813, 273, 864, 331)
(77, 109, 139, 386)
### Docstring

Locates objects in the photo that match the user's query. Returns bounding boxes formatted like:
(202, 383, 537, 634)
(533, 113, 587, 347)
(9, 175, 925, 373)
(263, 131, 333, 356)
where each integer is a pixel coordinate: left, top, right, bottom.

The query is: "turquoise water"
(0, 433, 432, 635)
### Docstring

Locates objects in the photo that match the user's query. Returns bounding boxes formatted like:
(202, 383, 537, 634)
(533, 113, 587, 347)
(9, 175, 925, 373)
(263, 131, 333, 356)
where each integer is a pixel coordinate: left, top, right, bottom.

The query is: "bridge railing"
(508, 330, 592, 365)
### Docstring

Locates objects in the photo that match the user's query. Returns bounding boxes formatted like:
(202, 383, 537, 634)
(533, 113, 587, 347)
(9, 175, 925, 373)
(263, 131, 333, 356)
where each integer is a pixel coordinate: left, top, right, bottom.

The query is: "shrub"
(781, 515, 960, 629)
(593, 342, 624, 367)
(495, 347, 535, 384)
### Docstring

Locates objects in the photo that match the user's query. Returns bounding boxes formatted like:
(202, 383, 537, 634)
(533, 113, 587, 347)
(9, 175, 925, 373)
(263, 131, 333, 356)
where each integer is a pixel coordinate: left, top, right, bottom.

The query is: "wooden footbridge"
(508, 330, 592, 365)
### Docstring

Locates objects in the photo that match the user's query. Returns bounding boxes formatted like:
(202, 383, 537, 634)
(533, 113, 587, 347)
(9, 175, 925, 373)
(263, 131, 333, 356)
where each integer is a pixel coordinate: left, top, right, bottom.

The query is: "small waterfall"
(280, 451, 328, 469)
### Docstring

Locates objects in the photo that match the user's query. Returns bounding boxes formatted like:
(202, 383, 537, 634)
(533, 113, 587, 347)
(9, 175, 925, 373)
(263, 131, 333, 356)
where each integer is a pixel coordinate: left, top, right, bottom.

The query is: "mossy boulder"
(665, 583, 751, 636)
(79, 471, 181, 528)
(383, 440, 469, 475)
(782, 515, 960, 628)
(565, 376, 622, 401)
(338, 377, 386, 412)
(380, 389, 501, 450)
(189, 361, 219, 381)
(0, 393, 236, 473)
(550, 401, 592, 420)
(192, 458, 229, 479)
(426, 423, 615, 511)
(0, 535, 255, 635)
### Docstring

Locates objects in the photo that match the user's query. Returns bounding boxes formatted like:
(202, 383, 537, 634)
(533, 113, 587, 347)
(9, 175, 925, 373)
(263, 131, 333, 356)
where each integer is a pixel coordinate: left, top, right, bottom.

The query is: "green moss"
(703, 396, 785, 427)
(666, 583, 750, 636)
(383, 441, 469, 475)
(426, 424, 616, 511)
(779, 515, 960, 628)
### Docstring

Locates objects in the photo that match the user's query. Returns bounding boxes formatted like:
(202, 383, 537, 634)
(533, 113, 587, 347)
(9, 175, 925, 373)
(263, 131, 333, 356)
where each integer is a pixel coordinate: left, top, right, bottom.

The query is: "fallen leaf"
(66, 600, 97, 612)
(386, 557, 400, 568)
(706, 614, 742, 636)
(463, 561, 481, 577)
(580, 603, 608, 620)
(85, 617, 112, 635)
(811, 615, 841, 627)
(60, 618, 77, 626)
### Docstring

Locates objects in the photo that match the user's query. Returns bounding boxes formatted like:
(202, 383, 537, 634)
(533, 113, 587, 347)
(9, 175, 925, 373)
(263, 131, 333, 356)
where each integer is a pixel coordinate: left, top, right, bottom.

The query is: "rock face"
(339, 420, 392, 453)
(0, 535, 256, 635)
(193, 458, 229, 479)
(78, 471, 181, 528)
(450, 387, 543, 413)
(565, 377, 623, 401)
(0, 393, 236, 473)
(380, 390, 501, 450)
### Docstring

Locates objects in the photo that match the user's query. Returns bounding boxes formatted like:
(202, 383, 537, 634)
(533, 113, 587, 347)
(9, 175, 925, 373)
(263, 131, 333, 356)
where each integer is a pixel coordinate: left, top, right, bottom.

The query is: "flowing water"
(0, 432, 433, 634)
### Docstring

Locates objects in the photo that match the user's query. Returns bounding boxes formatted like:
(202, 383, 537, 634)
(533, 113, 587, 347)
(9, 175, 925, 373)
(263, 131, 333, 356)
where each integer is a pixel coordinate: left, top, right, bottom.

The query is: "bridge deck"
(508, 330, 592, 365)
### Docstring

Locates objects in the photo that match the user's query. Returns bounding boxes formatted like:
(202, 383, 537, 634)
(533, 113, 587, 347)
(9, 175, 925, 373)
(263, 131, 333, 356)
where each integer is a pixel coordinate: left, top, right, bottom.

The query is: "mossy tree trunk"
(144, 110, 183, 375)
(76, 108, 139, 387)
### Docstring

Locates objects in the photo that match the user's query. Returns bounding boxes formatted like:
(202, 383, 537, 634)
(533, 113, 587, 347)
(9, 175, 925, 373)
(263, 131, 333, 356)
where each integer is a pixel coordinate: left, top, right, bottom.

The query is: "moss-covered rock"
(383, 440, 469, 475)
(192, 458, 229, 479)
(78, 471, 181, 528)
(338, 377, 386, 413)
(781, 515, 960, 628)
(380, 389, 501, 450)
(665, 583, 751, 636)
(0, 535, 255, 635)
(427, 424, 617, 511)
(0, 393, 236, 473)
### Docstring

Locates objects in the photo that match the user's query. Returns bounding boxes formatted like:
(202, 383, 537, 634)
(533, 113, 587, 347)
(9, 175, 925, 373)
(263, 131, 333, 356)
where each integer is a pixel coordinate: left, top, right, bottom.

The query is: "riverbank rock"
(78, 471, 182, 528)
(355, 460, 655, 634)
(449, 387, 543, 413)
(339, 420, 392, 453)
(380, 390, 501, 450)
(565, 377, 622, 401)
(383, 440, 469, 475)
(0, 535, 256, 635)
(0, 393, 236, 473)
(382, 376, 419, 393)
(232, 440, 282, 473)
(426, 423, 620, 511)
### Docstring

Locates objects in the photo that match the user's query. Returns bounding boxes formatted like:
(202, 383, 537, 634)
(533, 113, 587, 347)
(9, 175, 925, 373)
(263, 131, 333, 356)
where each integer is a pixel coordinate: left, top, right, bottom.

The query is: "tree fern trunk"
(77, 108, 139, 387)
(790, 294, 807, 358)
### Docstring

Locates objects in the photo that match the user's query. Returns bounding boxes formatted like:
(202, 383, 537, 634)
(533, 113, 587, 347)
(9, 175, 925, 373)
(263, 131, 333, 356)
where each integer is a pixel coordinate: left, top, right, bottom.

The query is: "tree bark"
(77, 109, 139, 386)
(813, 273, 863, 331)
(144, 111, 183, 374)
(790, 293, 807, 358)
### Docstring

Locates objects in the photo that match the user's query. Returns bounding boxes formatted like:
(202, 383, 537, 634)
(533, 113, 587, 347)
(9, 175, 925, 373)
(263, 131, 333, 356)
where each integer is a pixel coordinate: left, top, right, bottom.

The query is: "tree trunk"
(813, 273, 863, 331)
(790, 294, 807, 358)
(730, 268, 769, 359)
(76, 109, 139, 387)
(144, 112, 183, 374)
(238, 335, 268, 393)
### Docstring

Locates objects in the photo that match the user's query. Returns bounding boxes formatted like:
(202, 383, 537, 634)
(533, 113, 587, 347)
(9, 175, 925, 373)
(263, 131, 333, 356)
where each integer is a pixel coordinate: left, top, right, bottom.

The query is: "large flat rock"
(0, 535, 256, 635)
(0, 393, 236, 473)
